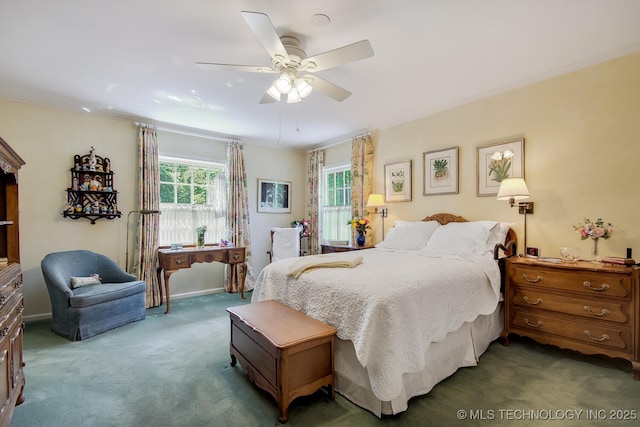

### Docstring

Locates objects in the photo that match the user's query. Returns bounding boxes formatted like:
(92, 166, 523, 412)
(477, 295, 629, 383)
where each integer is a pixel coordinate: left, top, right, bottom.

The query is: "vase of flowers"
(573, 217, 613, 262)
(348, 217, 371, 247)
(195, 225, 207, 247)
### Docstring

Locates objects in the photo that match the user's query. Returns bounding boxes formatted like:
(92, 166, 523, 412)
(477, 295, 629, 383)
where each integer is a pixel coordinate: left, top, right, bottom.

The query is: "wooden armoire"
(0, 136, 25, 427)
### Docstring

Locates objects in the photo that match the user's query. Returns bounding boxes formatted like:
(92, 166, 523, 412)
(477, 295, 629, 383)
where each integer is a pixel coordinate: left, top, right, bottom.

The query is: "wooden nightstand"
(502, 256, 640, 380)
(321, 243, 373, 253)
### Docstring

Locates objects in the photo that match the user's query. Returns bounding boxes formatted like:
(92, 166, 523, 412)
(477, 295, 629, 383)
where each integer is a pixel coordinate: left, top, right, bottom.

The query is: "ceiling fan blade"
(259, 92, 277, 104)
(304, 74, 352, 102)
(195, 62, 276, 73)
(241, 11, 290, 63)
(302, 40, 374, 72)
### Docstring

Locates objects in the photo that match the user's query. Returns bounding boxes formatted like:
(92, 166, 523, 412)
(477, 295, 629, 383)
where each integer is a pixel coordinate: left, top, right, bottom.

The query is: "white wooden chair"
(267, 227, 301, 263)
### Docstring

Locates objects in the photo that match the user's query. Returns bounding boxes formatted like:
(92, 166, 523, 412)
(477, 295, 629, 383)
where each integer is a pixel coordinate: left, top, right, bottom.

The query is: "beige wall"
(2, 51, 639, 319)
(371, 52, 640, 258)
(0, 101, 305, 319)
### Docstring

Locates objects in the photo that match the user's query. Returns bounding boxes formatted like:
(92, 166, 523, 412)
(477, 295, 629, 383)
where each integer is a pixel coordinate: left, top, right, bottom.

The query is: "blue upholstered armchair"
(41, 250, 147, 341)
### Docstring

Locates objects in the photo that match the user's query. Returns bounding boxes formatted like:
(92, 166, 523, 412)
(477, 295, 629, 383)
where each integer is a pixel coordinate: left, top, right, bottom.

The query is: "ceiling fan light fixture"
(295, 77, 313, 98)
(286, 88, 302, 103)
(275, 72, 293, 94)
(266, 83, 281, 101)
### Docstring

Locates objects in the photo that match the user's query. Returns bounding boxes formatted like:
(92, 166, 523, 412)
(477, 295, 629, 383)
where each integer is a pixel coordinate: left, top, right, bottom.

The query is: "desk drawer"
(227, 248, 245, 263)
(164, 255, 191, 270)
(191, 251, 226, 264)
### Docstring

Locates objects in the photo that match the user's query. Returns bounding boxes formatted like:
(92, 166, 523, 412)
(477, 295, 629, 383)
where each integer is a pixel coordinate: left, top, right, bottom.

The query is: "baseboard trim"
(24, 287, 231, 323)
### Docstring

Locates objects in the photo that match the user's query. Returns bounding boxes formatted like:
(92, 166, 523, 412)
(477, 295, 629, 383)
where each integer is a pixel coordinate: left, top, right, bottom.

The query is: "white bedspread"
(252, 248, 501, 402)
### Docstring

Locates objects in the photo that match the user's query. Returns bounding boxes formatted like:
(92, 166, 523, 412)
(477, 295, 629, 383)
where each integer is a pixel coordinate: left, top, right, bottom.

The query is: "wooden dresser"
(0, 137, 25, 427)
(502, 257, 639, 380)
(320, 243, 372, 253)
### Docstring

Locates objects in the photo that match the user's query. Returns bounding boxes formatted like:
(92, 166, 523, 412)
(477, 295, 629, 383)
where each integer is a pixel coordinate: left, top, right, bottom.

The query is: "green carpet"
(11, 292, 640, 426)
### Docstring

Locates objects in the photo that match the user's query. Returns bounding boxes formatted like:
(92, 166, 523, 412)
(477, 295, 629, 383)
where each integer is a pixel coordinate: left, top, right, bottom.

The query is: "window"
(158, 157, 226, 245)
(321, 165, 352, 243)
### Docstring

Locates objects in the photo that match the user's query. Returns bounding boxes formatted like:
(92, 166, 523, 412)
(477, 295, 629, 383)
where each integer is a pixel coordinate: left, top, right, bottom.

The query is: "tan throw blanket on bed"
(286, 254, 364, 279)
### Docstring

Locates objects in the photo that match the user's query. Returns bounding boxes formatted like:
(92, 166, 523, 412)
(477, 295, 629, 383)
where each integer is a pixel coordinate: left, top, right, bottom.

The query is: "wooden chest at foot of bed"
(226, 300, 336, 423)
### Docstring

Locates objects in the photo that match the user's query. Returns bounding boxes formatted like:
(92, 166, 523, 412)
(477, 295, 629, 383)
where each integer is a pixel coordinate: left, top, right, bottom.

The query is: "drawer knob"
(175, 258, 184, 265)
(584, 306, 609, 317)
(523, 274, 543, 283)
(524, 318, 543, 328)
(584, 330, 610, 342)
(583, 281, 609, 291)
(233, 253, 240, 260)
(523, 296, 543, 305)
(0, 296, 5, 306)
(0, 326, 8, 337)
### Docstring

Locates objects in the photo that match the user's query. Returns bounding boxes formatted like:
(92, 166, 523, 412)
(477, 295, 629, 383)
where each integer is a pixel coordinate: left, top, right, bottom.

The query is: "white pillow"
(423, 221, 496, 256)
(376, 221, 440, 250)
(486, 222, 512, 250)
(70, 275, 102, 289)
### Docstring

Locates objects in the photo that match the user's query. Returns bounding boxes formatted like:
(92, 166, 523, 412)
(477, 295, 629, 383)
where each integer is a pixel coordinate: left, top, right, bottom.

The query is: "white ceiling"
(2, 0, 640, 149)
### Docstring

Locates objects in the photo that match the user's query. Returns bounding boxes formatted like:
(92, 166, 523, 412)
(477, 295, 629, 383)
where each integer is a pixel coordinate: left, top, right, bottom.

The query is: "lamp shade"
(275, 73, 292, 94)
(295, 77, 313, 98)
(497, 178, 530, 201)
(286, 88, 301, 103)
(266, 83, 281, 101)
(366, 193, 385, 208)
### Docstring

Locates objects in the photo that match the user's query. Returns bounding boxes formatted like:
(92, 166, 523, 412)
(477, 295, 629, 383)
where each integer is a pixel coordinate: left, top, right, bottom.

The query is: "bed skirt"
(334, 303, 504, 417)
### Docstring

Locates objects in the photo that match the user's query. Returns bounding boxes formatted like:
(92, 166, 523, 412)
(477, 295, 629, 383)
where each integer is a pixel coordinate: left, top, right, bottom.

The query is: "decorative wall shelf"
(63, 147, 122, 224)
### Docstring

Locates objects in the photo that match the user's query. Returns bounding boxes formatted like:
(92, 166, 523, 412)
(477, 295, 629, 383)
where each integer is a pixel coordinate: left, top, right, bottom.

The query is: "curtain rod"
(134, 121, 233, 143)
(307, 128, 373, 153)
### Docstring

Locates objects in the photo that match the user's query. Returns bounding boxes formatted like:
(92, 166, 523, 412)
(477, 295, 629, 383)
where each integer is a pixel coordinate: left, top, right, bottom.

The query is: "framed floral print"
(423, 146, 459, 195)
(384, 160, 412, 202)
(476, 138, 524, 196)
(257, 179, 291, 213)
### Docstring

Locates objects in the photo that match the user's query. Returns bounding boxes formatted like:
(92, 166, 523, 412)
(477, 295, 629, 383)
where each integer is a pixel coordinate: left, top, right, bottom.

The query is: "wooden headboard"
(422, 213, 517, 257)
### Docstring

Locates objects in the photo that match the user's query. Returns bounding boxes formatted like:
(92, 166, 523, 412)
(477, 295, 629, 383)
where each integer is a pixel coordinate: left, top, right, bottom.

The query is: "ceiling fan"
(196, 11, 374, 103)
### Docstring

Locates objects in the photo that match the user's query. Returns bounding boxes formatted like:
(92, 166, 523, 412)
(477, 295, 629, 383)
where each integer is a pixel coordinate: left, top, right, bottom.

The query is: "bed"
(251, 213, 515, 417)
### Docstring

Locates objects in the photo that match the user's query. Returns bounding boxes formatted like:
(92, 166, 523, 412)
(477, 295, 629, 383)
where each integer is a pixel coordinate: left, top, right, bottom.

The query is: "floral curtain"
(350, 133, 374, 220)
(226, 140, 254, 292)
(305, 149, 324, 255)
(135, 125, 161, 307)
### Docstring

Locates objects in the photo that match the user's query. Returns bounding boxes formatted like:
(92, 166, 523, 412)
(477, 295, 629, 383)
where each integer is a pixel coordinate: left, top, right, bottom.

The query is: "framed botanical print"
(476, 138, 524, 196)
(257, 179, 291, 213)
(384, 160, 412, 202)
(423, 146, 459, 195)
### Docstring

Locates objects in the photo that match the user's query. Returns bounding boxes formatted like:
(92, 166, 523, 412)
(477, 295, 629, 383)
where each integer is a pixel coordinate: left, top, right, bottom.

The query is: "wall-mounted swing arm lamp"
(125, 209, 161, 273)
(366, 193, 388, 240)
(497, 178, 533, 255)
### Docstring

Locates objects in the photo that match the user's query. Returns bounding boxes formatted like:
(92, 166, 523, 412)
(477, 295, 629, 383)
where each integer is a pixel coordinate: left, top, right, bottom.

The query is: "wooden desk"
(157, 246, 247, 314)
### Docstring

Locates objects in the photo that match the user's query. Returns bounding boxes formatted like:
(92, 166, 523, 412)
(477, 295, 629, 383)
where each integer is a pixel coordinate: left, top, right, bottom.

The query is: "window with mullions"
(159, 157, 227, 245)
(321, 166, 352, 243)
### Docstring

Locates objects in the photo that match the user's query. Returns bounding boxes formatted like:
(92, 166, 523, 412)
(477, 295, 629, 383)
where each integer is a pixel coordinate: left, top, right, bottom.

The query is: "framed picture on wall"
(476, 138, 525, 196)
(384, 160, 412, 202)
(257, 179, 291, 213)
(423, 146, 459, 195)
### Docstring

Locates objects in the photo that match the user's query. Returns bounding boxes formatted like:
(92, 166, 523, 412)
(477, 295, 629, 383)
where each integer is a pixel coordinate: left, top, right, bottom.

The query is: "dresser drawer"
(0, 267, 21, 317)
(509, 265, 631, 299)
(511, 309, 631, 351)
(511, 287, 629, 324)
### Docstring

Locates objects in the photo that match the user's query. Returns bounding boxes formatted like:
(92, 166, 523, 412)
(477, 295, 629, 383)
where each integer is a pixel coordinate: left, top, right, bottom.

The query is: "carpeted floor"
(11, 292, 640, 426)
